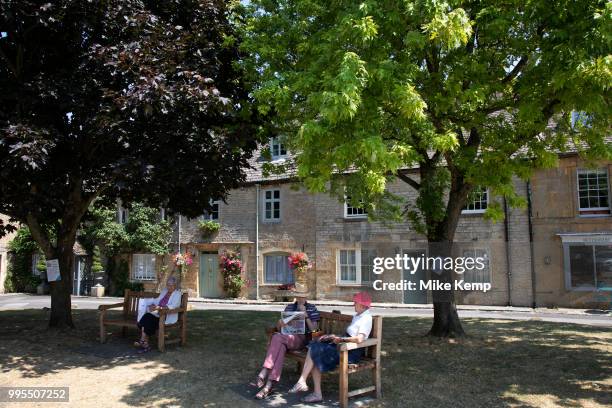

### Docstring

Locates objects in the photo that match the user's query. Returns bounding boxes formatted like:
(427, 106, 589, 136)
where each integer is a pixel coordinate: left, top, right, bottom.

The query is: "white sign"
(46, 259, 61, 282)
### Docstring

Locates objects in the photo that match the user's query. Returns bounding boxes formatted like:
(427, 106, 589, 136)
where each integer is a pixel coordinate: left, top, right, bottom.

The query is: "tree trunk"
(426, 239, 466, 338)
(48, 239, 76, 328)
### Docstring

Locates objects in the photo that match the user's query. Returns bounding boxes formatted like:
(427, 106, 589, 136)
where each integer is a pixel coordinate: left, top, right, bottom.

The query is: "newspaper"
(281, 311, 306, 335)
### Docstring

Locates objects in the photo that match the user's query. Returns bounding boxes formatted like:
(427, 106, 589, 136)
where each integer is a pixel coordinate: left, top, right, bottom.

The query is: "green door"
(199, 253, 221, 298)
(402, 250, 428, 304)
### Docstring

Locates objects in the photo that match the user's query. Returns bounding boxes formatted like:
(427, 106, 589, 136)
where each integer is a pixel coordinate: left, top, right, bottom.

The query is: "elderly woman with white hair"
(135, 276, 182, 353)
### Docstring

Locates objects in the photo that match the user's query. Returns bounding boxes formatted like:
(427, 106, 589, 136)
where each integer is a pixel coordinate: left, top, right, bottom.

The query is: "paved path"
(0, 293, 610, 327)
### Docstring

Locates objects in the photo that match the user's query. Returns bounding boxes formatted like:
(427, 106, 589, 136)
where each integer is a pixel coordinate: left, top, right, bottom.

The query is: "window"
(571, 111, 592, 129)
(264, 189, 281, 221)
(462, 187, 488, 214)
(344, 196, 367, 218)
(159, 208, 166, 221)
(270, 137, 287, 160)
(461, 249, 491, 284)
(202, 200, 220, 221)
(565, 244, 612, 290)
(338, 249, 358, 283)
(360, 249, 378, 283)
(132, 254, 156, 281)
(577, 169, 609, 215)
(32, 253, 41, 276)
(117, 206, 129, 224)
(264, 253, 293, 284)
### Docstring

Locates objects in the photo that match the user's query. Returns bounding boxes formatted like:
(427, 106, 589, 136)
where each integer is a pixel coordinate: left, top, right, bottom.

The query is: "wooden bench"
(266, 311, 382, 407)
(98, 289, 188, 352)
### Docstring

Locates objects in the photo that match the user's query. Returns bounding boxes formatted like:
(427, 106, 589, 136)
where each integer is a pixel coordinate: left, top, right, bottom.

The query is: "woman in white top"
(289, 291, 373, 403)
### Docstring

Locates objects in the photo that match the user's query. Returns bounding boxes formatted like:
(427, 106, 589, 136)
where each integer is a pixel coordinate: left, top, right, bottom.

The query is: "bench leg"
(121, 326, 127, 338)
(373, 365, 381, 399)
(99, 315, 106, 343)
(158, 324, 165, 352)
(339, 350, 348, 408)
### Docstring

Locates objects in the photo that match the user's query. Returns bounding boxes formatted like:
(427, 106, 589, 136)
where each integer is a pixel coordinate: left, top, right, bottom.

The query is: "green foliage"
(4, 228, 41, 293)
(242, 0, 611, 241)
(35, 253, 47, 274)
(220, 250, 246, 298)
(198, 220, 221, 237)
(81, 202, 172, 256)
(110, 259, 143, 297)
(91, 246, 104, 275)
(124, 203, 173, 255)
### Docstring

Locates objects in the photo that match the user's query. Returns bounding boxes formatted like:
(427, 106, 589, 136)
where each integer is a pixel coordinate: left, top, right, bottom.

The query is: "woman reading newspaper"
(289, 291, 373, 403)
(253, 283, 320, 399)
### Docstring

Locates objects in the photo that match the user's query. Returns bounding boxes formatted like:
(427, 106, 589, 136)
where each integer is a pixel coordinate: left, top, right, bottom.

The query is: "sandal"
(133, 340, 145, 348)
(301, 393, 323, 403)
(288, 381, 309, 394)
(137, 343, 152, 354)
(255, 384, 273, 400)
(249, 374, 266, 389)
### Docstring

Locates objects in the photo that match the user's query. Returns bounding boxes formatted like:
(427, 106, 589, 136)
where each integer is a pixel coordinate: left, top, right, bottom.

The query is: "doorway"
(199, 253, 221, 298)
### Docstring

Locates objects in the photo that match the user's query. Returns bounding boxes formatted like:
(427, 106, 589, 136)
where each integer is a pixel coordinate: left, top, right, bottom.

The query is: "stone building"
(124, 139, 611, 308)
(0, 214, 17, 293)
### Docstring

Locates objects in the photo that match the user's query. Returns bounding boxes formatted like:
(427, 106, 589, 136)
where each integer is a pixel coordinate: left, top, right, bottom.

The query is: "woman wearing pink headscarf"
(288, 291, 373, 403)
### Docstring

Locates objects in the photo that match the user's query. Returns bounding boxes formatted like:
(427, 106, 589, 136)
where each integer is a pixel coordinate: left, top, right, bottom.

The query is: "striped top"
(284, 301, 321, 330)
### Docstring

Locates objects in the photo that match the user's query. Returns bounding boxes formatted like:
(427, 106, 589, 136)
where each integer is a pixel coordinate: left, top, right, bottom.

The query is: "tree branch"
(502, 56, 528, 84)
(396, 171, 421, 190)
(26, 212, 54, 257)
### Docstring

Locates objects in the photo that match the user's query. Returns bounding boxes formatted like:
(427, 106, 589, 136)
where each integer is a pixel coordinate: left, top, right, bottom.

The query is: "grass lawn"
(0, 309, 610, 407)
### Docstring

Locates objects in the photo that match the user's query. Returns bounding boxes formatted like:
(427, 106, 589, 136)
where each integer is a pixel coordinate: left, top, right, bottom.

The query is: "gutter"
(526, 180, 537, 308)
(503, 197, 513, 306)
(255, 183, 260, 300)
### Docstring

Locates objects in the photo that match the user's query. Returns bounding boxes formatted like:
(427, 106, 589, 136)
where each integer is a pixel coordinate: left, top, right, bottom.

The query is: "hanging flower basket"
(288, 252, 312, 285)
(173, 251, 193, 279)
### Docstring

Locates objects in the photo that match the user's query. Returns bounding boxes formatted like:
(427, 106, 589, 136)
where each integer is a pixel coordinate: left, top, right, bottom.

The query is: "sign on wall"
(46, 259, 61, 282)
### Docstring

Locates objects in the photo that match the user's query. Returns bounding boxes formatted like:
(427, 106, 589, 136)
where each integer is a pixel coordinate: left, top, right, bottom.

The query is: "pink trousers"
(263, 333, 306, 382)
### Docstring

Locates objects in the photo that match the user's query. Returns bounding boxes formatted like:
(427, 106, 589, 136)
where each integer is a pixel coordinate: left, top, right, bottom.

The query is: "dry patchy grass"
(0, 310, 610, 407)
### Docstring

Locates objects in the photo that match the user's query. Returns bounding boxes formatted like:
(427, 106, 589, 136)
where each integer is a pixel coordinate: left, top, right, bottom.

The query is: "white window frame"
(336, 249, 362, 285)
(263, 189, 281, 222)
(131, 254, 156, 281)
(461, 248, 491, 284)
(577, 169, 610, 214)
(32, 253, 41, 276)
(462, 188, 489, 214)
(571, 111, 592, 129)
(201, 200, 220, 221)
(117, 205, 129, 224)
(269, 137, 287, 161)
(344, 196, 368, 219)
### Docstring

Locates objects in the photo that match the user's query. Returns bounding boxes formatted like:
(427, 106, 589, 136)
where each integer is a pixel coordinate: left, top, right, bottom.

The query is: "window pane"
(595, 245, 612, 288)
(274, 190, 280, 199)
(361, 249, 376, 282)
(569, 246, 595, 288)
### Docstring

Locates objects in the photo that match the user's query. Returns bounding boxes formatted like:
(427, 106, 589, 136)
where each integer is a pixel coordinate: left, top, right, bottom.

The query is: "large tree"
(0, 0, 258, 327)
(243, 0, 611, 336)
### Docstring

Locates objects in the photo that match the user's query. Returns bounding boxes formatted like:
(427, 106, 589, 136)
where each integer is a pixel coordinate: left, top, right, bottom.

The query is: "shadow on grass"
(0, 309, 610, 407)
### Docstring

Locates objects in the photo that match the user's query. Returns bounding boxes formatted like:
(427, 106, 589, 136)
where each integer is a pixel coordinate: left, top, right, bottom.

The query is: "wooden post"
(99, 311, 106, 343)
(339, 349, 349, 408)
(158, 318, 165, 352)
(374, 317, 382, 399)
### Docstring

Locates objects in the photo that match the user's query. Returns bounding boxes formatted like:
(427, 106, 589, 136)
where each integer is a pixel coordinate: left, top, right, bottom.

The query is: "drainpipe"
(503, 197, 513, 306)
(526, 180, 537, 308)
(177, 214, 181, 253)
(256, 184, 260, 300)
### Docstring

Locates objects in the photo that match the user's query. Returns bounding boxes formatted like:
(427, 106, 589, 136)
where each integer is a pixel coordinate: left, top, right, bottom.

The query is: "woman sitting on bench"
(253, 283, 320, 399)
(289, 291, 373, 403)
(135, 276, 181, 353)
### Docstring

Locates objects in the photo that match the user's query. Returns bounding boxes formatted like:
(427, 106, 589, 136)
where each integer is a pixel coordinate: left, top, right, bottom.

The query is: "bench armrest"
(159, 307, 187, 316)
(337, 338, 379, 351)
(265, 326, 278, 335)
(98, 302, 124, 311)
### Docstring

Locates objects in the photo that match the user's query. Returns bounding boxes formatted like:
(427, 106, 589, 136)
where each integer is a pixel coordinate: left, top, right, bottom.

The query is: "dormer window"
(270, 137, 287, 160)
